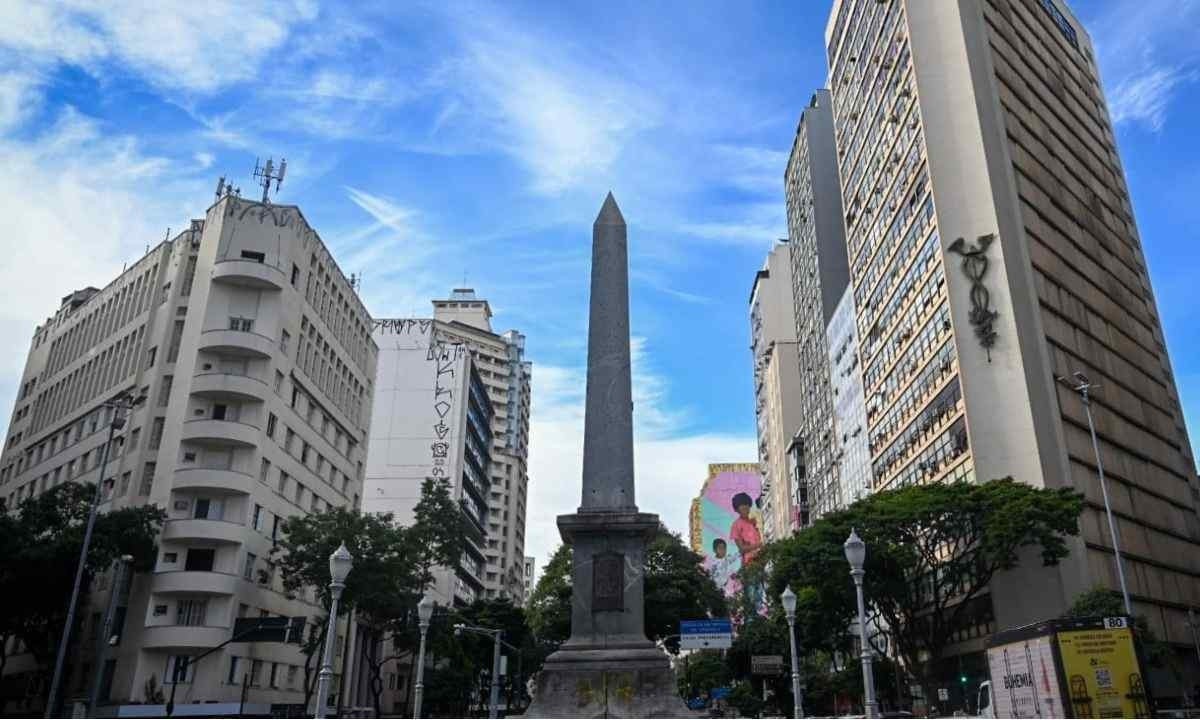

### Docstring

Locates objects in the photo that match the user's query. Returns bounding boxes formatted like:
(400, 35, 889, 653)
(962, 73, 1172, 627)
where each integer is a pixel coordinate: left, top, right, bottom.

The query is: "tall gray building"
(0, 191, 376, 714)
(784, 89, 852, 525)
(825, 286, 874, 509)
(750, 242, 804, 541)
(825, 0, 1200, 689)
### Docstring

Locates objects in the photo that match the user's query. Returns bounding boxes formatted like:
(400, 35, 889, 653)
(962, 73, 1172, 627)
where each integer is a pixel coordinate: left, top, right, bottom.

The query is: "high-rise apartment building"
(784, 88, 853, 525)
(825, 286, 874, 510)
(365, 290, 531, 604)
(0, 192, 377, 713)
(825, 0, 1200, 678)
(366, 319, 494, 606)
(750, 243, 804, 540)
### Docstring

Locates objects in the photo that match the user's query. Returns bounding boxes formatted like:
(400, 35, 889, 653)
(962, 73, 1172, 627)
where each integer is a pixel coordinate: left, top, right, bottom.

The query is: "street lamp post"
(454, 623, 513, 719)
(781, 586, 804, 719)
(1058, 372, 1132, 615)
(45, 391, 144, 718)
(316, 543, 353, 719)
(845, 529, 878, 719)
(87, 554, 134, 714)
(413, 593, 435, 719)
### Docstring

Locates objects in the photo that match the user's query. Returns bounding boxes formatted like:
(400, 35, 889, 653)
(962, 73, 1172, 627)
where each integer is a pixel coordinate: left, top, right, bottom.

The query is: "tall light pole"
(87, 554, 134, 714)
(1058, 372, 1132, 615)
(455, 623, 511, 719)
(780, 586, 804, 719)
(45, 391, 145, 718)
(316, 543, 353, 719)
(413, 593, 435, 719)
(845, 529, 878, 719)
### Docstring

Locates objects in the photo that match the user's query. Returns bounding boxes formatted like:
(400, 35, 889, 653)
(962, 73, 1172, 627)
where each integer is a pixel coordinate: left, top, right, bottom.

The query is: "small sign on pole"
(937, 687, 949, 702)
(751, 655, 784, 675)
(680, 619, 733, 650)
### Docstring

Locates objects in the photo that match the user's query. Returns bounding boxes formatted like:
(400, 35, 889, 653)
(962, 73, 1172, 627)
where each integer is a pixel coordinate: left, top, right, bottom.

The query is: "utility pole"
(45, 391, 145, 718)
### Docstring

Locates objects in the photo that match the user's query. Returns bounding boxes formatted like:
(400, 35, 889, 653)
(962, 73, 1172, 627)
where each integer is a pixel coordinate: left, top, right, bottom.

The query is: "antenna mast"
(252, 156, 287, 203)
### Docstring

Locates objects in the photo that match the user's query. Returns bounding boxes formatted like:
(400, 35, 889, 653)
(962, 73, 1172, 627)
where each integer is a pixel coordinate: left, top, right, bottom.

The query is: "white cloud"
(1108, 66, 1192, 132)
(0, 68, 42, 132)
(0, 107, 202, 430)
(193, 151, 215, 169)
(0, 0, 315, 95)
(1087, 0, 1200, 133)
(427, 7, 661, 195)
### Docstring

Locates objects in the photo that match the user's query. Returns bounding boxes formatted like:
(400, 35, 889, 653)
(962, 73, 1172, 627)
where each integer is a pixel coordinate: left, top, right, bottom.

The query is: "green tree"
(678, 651, 730, 701)
(272, 477, 463, 715)
(525, 526, 727, 652)
(526, 544, 571, 645)
(1064, 587, 1174, 670)
(0, 481, 164, 704)
(765, 478, 1083, 703)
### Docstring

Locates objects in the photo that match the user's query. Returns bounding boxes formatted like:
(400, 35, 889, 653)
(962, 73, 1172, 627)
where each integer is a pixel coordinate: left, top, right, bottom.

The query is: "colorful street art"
(689, 463, 763, 599)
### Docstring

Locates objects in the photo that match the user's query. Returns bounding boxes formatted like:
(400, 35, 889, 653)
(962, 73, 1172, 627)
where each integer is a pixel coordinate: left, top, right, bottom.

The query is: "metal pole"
(45, 412, 119, 718)
(785, 614, 804, 719)
(488, 631, 502, 719)
(413, 621, 430, 719)
(1081, 391, 1133, 616)
(853, 570, 879, 719)
(316, 583, 344, 718)
(88, 555, 131, 713)
(1189, 610, 1200, 676)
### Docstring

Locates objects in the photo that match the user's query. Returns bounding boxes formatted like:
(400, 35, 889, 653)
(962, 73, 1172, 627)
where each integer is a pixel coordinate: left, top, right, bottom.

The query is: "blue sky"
(1, 0, 1197, 566)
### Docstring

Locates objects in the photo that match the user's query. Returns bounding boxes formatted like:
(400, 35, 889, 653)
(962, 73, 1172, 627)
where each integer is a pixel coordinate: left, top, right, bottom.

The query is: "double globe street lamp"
(316, 543, 354, 719)
(844, 528, 878, 719)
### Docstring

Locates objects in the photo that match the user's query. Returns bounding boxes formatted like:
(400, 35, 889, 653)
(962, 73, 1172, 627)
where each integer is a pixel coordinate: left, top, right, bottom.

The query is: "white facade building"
(0, 192, 377, 715)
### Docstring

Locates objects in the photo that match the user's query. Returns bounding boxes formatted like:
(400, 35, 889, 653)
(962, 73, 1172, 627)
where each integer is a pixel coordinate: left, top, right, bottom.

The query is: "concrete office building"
(365, 290, 531, 604)
(0, 191, 377, 714)
(825, 287, 874, 509)
(825, 0, 1200, 691)
(784, 89, 853, 524)
(365, 318, 494, 606)
(750, 242, 805, 540)
(523, 556, 536, 595)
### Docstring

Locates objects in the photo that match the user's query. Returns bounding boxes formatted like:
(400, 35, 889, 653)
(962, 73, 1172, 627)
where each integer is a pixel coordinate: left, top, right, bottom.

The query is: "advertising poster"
(1056, 622, 1147, 718)
(985, 635, 1063, 718)
(688, 463, 763, 600)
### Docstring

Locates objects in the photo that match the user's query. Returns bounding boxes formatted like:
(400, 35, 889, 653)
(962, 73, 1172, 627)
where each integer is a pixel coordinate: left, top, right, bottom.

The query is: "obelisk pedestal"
(523, 195, 689, 718)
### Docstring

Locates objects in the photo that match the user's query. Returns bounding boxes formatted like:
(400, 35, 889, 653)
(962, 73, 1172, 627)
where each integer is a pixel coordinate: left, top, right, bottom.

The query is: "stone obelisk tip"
(595, 191, 625, 226)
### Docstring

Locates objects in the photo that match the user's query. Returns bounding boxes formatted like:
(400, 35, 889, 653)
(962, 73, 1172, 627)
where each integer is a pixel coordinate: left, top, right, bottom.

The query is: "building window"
(252, 504, 264, 531)
(243, 552, 257, 580)
(149, 418, 165, 449)
(267, 413, 277, 438)
(280, 329, 291, 354)
(227, 656, 241, 685)
(270, 662, 280, 688)
(240, 250, 266, 263)
(229, 317, 254, 332)
(291, 264, 300, 287)
(165, 655, 193, 684)
(162, 552, 178, 564)
(275, 370, 284, 393)
(250, 659, 263, 687)
(260, 458, 271, 483)
(184, 548, 215, 572)
(176, 599, 208, 626)
(139, 462, 156, 495)
(145, 347, 157, 369)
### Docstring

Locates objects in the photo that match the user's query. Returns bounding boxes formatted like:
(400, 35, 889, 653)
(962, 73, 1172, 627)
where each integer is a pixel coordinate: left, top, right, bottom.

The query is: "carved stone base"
(522, 647, 691, 718)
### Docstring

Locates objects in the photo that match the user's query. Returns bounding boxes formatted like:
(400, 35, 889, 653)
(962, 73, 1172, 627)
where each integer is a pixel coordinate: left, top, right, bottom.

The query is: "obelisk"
(524, 194, 688, 718)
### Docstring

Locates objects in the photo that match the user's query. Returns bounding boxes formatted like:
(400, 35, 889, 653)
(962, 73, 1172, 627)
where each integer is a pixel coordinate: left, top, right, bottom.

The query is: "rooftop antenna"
(252, 156, 287, 204)
(349, 273, 362, 293)
(214, 176, 226, 203)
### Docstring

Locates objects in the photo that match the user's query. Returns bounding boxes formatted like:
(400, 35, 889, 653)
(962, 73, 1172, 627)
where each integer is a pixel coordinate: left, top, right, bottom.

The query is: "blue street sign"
(711, 687, 731, 700)
(680, 619, 733, 649)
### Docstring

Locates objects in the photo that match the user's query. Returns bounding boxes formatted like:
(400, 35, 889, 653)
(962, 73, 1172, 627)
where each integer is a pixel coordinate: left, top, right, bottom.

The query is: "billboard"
(1056, 621, 1148, 718)
(689, 463, 762, 597)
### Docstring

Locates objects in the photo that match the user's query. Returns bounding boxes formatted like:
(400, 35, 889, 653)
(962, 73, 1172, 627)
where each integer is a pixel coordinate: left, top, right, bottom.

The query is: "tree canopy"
(764, 478, 1083, 698)
(271, 476, 465, 713)
(0, 481, 164, 690)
